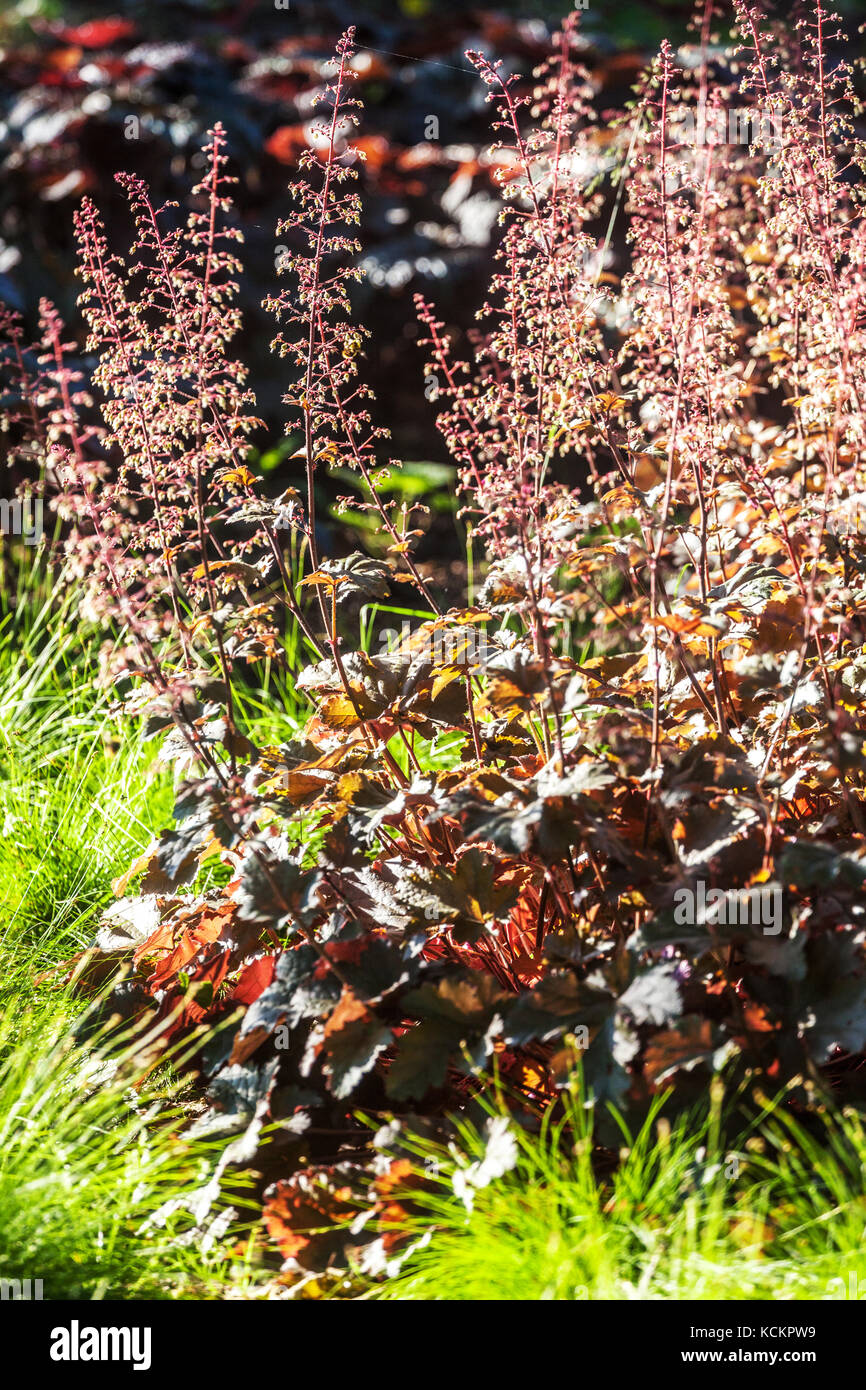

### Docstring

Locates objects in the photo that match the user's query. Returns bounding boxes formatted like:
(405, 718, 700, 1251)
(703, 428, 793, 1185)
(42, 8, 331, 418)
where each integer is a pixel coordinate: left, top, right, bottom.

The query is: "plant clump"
(3, 3, 866, 1285)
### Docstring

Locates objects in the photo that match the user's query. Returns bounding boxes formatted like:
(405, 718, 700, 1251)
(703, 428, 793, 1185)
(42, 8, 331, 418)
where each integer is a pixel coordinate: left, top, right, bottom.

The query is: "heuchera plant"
(3, 3, 866, 1279)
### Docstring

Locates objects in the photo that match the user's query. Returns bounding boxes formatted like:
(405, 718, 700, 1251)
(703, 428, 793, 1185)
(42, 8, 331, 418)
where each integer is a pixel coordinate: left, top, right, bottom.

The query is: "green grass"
(365, 1076, 866, 1301)
(0, 552, 173, 979)
(0, 991, 263, 1300)
(0, 549, 264, 1298)
(0, 741, 173, 972)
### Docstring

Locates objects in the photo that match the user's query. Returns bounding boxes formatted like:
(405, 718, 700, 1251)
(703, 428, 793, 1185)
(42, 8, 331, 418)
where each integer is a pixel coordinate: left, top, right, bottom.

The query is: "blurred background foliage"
(1, 0, 865, 582)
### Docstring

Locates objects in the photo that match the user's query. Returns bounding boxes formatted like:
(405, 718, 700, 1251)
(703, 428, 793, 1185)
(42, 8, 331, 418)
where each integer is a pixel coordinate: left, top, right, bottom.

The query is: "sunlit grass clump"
(0, 995, 260, 1300)
(369, 1078, 866, 1302)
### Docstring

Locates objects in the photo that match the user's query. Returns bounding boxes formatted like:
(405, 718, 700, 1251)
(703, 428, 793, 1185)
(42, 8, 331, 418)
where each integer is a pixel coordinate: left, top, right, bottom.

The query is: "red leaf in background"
(396, 144, 445, 171)
(42, 46, 83, 76)
(323, 987, 368, 1038)
(157, 948, 234, 1035)
(347, 51, 391, 82)
(348, 134, 390, 174)
(263, 1173, 360, 1266)
(373, 1157, 413, 1198)
(265, 125, 310, 165)
(56, 18, 136, 49)
(231, 954, 276, 1007)
(323, 936, 368, 966)
(188, 948, 233, 1000)
(219, 38, 257, 65)
(135, 900, 234, 991)
(38, 169, 89, 203)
